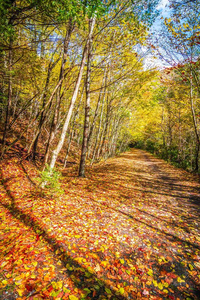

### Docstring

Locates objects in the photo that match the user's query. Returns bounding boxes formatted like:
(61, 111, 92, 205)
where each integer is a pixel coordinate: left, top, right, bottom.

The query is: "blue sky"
(156, 0, 169, 11)
(153, 0, 171, 31)
(143, 0, 171, 69)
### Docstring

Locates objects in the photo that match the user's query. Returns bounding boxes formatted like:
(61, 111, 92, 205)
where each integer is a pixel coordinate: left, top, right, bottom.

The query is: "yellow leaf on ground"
(177, 277, 185, 283)
(189, 264, 193, 270)
(15, 275, 24, 280)
(69, 296, 79, 300)
(101, 261, 109, 267)
(119, 287, 125, 294)
(50, 264, 55, 271)
(74, 257, 83, 264)
(147, 269, 153, 276)
(24, 265, 30, 270)
(163, 282, 169, 288)
(17, 289, 24, 297)
(158, 282, 163, 290)
(56, 281, 63, 290)
(153, 280, 158, 287)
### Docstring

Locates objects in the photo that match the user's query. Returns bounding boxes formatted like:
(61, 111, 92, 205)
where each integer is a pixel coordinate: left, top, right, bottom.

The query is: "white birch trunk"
(49, 17, 96, 172)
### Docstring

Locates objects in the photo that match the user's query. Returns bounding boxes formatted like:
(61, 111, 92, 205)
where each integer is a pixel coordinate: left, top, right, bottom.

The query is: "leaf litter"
(0, 149, 200, 299)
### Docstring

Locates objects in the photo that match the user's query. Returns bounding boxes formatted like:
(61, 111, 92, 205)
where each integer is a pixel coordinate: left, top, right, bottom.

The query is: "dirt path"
(0, 149, 200, 299)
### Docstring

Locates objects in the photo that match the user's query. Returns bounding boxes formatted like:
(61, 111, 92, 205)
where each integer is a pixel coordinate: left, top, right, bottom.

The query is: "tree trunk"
(87, 69, 107, 158)
(98, 95, 110, 158)
(91, 88, 106, 164)
(96, 123, 106, 161)
(49, 16, 96, 172)
(79, 17, 94, 177)
(108, 116, 121, 157)
(63, 86, 84, 168)
(1, 38, 13, 157)
(190, 75, 200, 171)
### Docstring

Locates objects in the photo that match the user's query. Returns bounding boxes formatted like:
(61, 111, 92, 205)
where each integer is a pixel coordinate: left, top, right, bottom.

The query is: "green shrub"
(38, 165, 64, 195)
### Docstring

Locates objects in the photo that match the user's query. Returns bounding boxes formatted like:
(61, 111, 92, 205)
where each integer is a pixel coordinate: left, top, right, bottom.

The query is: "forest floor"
(0, 149, 200, 300)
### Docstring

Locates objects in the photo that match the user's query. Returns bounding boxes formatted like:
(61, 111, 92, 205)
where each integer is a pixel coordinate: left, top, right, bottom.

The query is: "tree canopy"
(0, 0, 200, 173)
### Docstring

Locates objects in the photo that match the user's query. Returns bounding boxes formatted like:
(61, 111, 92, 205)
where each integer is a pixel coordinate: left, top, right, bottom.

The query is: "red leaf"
(48, 286, 54, 292)
(25, 284, 34, 292)
(138, 247, 145, 252)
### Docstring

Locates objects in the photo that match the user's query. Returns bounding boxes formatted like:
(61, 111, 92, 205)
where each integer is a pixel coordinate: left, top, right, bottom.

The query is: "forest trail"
(0, 149, 200, 300)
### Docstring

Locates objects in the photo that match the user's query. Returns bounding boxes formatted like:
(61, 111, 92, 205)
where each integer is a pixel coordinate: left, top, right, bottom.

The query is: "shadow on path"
(0, 173, 126, 300)
(1, 150, 200, 299)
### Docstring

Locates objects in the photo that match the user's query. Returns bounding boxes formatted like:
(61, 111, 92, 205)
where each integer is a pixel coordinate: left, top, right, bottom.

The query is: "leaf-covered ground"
(0, 149, 200, 300)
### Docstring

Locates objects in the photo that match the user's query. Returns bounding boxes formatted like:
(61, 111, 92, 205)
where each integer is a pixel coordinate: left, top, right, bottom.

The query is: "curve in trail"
(0, 149, 200, 300)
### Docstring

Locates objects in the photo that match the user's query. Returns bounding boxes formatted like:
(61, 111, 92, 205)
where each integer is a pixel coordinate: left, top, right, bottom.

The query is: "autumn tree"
(148, 0, 200, 171)
(0, 0, 161, 177)
(0, 0, 84, 156)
